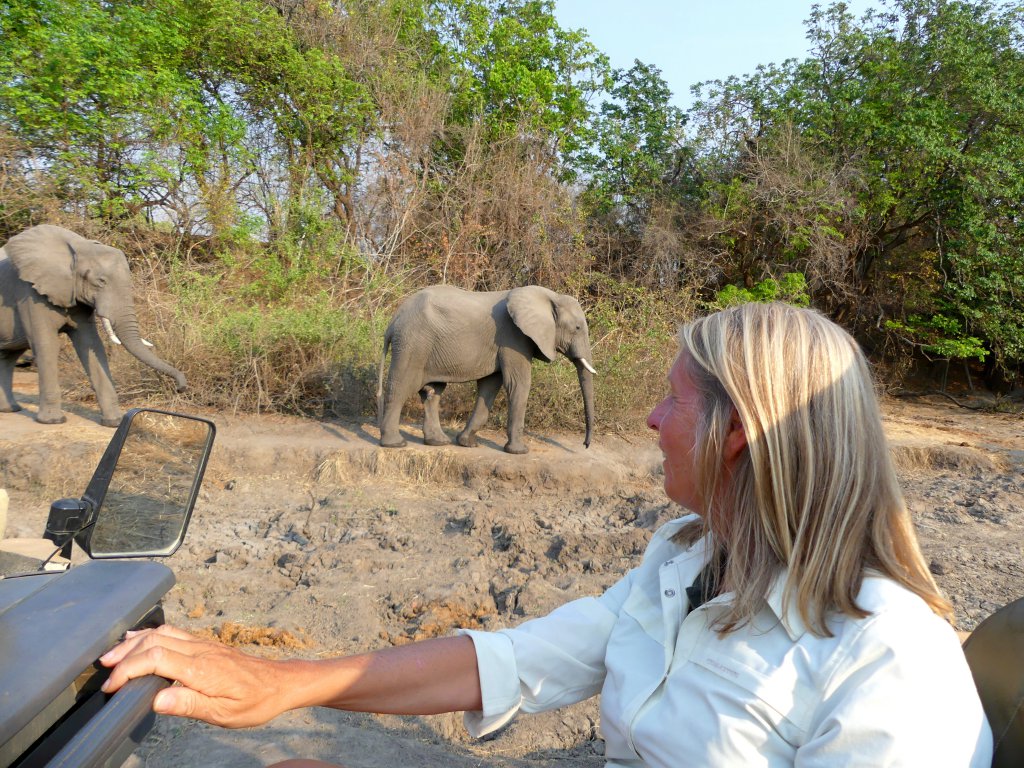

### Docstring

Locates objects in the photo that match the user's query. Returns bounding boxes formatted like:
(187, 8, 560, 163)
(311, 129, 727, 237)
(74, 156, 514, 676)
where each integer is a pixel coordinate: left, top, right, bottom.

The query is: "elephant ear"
(6, 225, 78, 308)
(507, 285, 558, 362)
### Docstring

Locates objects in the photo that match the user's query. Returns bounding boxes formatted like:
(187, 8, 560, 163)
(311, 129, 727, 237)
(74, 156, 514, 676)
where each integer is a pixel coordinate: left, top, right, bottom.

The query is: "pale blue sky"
(553, 1, 880, 110)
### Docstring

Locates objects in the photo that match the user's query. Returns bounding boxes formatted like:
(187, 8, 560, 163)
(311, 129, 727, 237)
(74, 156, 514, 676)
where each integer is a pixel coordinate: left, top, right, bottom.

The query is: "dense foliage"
(687, 0, 1024, 381)
(1, 0, 1021, 423)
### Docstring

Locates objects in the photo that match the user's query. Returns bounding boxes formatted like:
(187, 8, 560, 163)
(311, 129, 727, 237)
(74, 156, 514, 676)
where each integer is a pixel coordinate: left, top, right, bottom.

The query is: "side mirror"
(44, 409, 216, 559)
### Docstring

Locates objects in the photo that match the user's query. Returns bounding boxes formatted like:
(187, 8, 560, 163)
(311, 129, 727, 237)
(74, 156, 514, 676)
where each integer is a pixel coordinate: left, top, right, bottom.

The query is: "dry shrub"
(391, 120, 588, 291)
(0, 129, 62, 240)
(563, 276, 690, 434)
(679, 122, 867, 310)
(105, 250, 391, 420)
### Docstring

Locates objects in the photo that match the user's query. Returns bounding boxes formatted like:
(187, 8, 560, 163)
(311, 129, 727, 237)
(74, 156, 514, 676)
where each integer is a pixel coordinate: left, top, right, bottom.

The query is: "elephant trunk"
(573, 359, 595, 449)
(107, 312, 188, 392)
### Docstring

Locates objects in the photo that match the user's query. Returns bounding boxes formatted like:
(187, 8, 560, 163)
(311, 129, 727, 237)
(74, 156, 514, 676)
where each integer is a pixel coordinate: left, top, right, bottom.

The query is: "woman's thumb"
(153, 686, 199, 719)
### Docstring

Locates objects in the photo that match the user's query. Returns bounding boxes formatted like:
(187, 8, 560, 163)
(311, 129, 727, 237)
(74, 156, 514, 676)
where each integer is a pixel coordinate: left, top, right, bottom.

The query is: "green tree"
(0, 0, 211, 220)
(575, 61, 690, 226)
(688, 0, 1024, 375)
(432, 0, 608, 163)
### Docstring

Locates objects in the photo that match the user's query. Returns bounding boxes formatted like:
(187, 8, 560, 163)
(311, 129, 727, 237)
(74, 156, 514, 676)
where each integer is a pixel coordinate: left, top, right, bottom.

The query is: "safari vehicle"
(0, 408, 215, 768)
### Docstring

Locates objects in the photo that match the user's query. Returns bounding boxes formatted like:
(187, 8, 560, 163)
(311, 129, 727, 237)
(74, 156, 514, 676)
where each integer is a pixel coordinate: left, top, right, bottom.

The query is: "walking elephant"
(376, 285, 596, 454)
(0, 224, 187, 426)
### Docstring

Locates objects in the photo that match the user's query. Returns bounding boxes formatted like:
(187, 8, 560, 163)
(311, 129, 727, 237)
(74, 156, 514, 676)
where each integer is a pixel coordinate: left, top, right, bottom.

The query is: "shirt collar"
(764, 569, 807, 641)
(675, 521, 810, 641)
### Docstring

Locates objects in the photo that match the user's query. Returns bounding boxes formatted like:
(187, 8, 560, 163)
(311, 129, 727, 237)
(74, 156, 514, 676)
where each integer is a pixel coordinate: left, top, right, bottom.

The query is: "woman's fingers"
(101, 638, 206, 693)
(100, 624, 199, 666)
(101, 627, 234, 695)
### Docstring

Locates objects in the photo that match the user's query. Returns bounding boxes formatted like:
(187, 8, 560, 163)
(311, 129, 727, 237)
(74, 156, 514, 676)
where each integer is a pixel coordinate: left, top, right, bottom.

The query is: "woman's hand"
(100, 625, 292, 728)
(101, 624, 483, 727)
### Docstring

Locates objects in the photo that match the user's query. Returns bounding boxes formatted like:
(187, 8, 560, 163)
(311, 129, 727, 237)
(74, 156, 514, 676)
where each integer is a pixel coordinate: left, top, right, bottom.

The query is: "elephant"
(376, 284, 596, 454)
(0, 224, 187, 427)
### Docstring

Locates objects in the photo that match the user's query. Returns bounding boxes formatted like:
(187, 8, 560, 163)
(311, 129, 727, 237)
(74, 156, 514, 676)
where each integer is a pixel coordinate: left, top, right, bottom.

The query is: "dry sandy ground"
(1, 371, 1022, 767)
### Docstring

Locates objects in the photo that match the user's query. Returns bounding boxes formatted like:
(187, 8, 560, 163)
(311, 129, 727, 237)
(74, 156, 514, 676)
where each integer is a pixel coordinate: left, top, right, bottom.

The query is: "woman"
(102, 303, 992, 766)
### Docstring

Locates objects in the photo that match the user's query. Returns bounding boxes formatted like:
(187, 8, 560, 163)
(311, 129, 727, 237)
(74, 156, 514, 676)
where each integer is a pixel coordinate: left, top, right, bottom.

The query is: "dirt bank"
(1, 375, 1022, 767)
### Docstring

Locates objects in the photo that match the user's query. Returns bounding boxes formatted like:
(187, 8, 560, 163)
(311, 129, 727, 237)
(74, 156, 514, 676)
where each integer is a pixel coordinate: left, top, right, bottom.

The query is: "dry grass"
(890, 442, 1009, 475)
(315, 447, 470, 487)
(0, 433, 108, 498)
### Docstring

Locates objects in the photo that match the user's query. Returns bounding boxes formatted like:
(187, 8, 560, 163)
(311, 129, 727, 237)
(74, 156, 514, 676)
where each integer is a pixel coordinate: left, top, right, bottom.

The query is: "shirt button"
(664, 589, 676, 597)
(664, 560, 674, 566)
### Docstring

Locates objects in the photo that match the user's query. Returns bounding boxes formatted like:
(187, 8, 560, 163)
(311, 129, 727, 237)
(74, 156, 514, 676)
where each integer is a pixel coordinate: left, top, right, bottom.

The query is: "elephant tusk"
(100, 316, 122, 345)
(100, 316, 154, 347)
(580, 358, 597, 375)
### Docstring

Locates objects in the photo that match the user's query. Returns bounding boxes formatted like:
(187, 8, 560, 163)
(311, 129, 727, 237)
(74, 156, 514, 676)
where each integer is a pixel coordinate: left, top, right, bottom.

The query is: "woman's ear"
(723, 407, 748, 465)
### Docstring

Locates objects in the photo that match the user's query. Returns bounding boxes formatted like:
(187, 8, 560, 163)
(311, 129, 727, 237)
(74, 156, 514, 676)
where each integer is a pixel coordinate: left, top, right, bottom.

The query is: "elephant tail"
(376, 329, 392, 425)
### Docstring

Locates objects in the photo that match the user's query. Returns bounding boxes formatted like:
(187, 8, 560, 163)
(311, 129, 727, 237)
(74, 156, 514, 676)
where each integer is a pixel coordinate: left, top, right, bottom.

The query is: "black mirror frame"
(74, 408, 216, 558)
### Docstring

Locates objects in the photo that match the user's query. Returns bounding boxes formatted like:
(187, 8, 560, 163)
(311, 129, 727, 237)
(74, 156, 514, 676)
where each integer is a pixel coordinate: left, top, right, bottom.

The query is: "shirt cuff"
(457, 628, 523, 737)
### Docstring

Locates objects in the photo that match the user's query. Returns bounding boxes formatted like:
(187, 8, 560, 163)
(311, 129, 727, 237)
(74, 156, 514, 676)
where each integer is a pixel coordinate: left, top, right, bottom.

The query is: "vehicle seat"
(962, 596, 1024, 768)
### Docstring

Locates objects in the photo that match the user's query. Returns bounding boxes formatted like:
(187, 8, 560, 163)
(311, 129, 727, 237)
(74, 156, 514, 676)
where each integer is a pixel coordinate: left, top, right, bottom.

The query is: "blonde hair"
(674, 302, 950, 635)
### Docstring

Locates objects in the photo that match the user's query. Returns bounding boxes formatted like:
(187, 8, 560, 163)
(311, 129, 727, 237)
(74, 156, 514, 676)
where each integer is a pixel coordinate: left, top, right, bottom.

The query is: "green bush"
(712, 272, 811, 309)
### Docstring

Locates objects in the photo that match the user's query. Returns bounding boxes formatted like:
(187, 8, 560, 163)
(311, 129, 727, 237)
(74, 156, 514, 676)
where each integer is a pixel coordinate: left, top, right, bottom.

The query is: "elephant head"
(6, 225, 187, 392)
(507, 285, 596, 447)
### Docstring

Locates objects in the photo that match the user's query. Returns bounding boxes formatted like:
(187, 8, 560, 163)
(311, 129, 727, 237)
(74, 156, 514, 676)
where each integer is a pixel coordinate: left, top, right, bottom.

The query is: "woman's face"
(647, 352, 704, 512)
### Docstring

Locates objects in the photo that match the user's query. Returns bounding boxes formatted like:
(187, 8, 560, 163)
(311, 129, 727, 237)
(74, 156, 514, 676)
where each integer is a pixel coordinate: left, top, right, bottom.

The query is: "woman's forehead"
(668, 351, 696, 387)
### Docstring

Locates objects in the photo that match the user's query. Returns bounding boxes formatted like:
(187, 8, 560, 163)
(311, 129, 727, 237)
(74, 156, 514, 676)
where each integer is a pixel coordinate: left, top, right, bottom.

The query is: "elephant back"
(398, 286, 505, 335)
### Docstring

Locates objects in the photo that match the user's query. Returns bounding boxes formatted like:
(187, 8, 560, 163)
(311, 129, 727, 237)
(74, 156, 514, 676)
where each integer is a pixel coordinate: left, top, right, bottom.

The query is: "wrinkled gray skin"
(376, 285, 596, 454)
(0, 224, 187, 427)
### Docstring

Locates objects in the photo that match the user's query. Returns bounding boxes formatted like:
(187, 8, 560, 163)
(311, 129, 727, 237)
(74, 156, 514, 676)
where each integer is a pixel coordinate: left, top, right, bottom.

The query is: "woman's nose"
(647, 402, 664, 431)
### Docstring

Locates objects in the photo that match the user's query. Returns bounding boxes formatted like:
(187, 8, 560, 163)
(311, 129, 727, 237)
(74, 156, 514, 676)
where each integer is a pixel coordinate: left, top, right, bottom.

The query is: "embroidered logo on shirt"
(702, 656, 740, 679)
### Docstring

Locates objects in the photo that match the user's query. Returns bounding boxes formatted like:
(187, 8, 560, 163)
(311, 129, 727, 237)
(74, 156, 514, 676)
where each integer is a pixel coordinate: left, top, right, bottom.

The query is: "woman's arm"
(100, 625, 481, 728)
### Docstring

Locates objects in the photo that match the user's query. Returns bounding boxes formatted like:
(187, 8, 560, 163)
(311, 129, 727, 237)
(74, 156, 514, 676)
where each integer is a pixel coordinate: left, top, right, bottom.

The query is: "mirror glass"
(89, 410, 213, 557)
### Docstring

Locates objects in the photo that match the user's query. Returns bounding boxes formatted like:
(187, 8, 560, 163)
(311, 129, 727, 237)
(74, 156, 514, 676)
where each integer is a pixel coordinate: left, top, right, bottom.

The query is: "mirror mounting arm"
(44, 498, 93, 561)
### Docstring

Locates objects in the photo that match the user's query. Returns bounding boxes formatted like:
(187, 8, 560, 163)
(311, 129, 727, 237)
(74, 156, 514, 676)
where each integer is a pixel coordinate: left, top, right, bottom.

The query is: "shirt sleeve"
(797, 612, 993, 767)
(459, 568, 639, 738)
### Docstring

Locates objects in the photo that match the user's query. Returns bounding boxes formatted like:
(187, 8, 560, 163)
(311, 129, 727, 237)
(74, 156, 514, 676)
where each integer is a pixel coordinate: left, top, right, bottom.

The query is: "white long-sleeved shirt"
(461, 515, 992, 767)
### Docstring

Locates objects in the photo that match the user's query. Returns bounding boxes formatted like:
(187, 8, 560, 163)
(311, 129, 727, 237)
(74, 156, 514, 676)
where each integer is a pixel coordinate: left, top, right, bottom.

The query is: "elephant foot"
(101, 416, 122, 428)
(0, 402, 21, 413)
(424, 435, 453, 447)
(35, 412, 67, 425)
(456, 432, 478, 448)
(379, 436, 407, 449)
(503, 441, 529, 455)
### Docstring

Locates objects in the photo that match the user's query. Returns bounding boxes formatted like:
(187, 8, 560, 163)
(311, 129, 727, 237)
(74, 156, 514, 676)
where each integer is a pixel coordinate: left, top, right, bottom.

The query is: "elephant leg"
(379, 364, 421, 449)
(69, 323, 122, 427)
(420, 383, 451, 446)
(502, 366, 533, 454)
(0, 351, 21, 412)
(30, 322, 68, 425)
(457, 372, 502, 448)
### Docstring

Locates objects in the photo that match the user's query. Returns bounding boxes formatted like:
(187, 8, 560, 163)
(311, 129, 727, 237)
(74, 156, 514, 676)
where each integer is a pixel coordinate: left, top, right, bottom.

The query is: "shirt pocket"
(690, 646, 815, 746)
